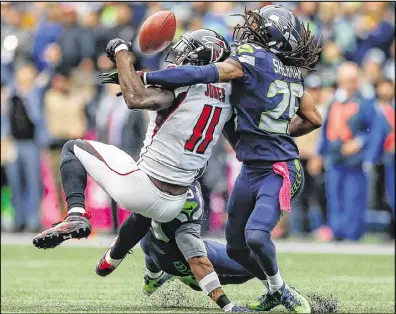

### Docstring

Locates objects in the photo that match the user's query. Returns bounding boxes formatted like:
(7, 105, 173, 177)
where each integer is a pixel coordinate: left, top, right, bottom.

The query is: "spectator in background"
(292, 75, 329, 238)
(56, 5, 95, 73)
(317, 62, 375, 241)
(360, 48, 387, 101)
(364, 79, 395, 214)
(44, 71, 87, 214)
(5, 65, 47, 232)
(95, 83, 147, 232)
(353, 2, 394, 65)
(33, 4, 62, 72)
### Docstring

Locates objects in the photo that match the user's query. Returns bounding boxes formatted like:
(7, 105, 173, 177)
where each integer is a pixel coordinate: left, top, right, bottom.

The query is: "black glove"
(98, 71, 119, 85)
(106, 38, 132, 64)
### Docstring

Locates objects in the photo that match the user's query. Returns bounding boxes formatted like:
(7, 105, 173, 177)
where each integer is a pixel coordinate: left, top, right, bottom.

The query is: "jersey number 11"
(185, 105, 222, 154)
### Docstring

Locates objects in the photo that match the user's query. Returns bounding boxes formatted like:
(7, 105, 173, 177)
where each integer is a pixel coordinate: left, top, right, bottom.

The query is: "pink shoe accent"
(273, 162, 292, 212)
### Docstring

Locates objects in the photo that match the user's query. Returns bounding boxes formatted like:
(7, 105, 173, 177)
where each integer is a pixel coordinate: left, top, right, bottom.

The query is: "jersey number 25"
(185, 104, 222, 154)
(259, 80, 304, 134)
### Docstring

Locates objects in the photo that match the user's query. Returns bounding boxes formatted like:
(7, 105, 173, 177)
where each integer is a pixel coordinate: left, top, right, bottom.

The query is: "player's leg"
(96, 212, 151, 276)
(245, 160, 310, 313)
(225, 165, 268, 281)
(342, 168, 367, 240)
(33, 139, 187, 249)
(142, 254, 174, 295)
(205, 240, 254, 285)
(325, 166, 344, 240)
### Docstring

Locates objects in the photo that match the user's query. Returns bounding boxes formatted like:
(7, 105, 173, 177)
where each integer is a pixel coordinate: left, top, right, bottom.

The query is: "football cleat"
(142, 272, 174, 295)
(95, 237, 130, 277)
(247, 292, 281, 311)
(32, 212, 91, 249)
(178, 275, 201, 291)
(272, 283, 311, 313)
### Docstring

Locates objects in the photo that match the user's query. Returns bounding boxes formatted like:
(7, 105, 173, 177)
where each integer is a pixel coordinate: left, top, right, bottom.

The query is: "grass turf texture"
(1, 245, 394, 313)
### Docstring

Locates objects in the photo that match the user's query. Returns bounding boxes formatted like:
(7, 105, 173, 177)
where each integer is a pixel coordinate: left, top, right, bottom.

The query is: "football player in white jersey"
(32, 29, 251, 312)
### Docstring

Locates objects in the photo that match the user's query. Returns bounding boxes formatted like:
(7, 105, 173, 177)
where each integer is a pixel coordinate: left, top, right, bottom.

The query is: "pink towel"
(273, 162, 292, 212)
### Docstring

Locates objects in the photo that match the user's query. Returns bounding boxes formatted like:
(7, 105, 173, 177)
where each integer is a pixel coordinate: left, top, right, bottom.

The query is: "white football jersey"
(137, 82, 233, 186)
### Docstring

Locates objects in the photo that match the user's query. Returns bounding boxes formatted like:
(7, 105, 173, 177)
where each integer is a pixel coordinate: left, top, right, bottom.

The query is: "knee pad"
(245, 229, 271, 252)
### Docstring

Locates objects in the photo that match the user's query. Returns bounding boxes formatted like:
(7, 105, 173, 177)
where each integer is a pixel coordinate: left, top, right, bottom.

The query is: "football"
(138, 10, 176, 55)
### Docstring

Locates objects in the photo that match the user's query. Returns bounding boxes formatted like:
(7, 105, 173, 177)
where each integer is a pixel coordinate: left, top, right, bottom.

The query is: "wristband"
(199, 271, 221, 295)
(115, 44, 129, 53)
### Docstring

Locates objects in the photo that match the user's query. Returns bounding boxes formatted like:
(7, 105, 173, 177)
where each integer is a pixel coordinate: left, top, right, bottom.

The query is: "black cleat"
(32, 212, 91, 249)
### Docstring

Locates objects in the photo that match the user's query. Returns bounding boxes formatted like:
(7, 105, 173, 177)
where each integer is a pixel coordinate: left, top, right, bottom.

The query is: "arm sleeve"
(175, 223, 207, 261)
(145, 64, 219, 88)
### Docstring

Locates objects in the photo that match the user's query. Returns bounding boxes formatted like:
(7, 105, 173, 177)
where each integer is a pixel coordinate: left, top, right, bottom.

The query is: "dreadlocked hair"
(280, 23, 322, 71)
(232, 8, 322, 71)
(232, 9, 268, 49)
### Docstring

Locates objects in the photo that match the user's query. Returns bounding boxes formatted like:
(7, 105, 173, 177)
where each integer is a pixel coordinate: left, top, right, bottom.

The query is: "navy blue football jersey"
(229, 43, 304, 162)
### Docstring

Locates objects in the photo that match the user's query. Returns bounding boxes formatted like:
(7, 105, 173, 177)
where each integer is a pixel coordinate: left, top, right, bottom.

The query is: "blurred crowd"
(1, 2, 394, 241)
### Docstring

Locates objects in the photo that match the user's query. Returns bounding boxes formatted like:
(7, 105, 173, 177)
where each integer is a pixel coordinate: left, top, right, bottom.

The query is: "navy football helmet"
(165, 29, 230, 66)
(233, 5, 321, 70)
(233, 5, 302, 54)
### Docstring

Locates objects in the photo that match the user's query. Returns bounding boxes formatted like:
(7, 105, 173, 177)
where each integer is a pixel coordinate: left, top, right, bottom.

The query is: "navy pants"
(225, 159, 304, 277)
(326, 165, 367, 240)
(141, 232, 253, 285)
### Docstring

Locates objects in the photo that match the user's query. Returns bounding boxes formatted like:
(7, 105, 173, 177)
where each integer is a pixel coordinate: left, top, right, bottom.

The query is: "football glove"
(98, 71, 119, 85)
(106, 38, 132, 64)
(98, 71, 145, 86)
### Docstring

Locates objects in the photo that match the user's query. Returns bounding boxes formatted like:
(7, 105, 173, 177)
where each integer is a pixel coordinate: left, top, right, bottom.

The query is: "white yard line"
(1, 232, 394, 255)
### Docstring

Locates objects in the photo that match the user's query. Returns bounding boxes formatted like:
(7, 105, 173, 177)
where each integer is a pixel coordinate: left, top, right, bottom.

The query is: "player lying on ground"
(128, 5, 323, 313)
(33, 29, 252, 312)
(98, 180, 254, 297)
(97, 175, 253, 312)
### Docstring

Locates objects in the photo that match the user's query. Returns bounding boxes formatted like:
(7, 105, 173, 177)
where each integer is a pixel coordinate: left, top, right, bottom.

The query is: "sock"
(222, 303, 234, 312)
(267, 270, 284, 293)
(110, 213, 151, 259)
(261, 279, 269, 292)
(68, 207, 85, 215)
(105, 249, 122, 267)
(60, 140, 87, 211)
(145, 268, 163, 279)
(216, 295, 233, 311)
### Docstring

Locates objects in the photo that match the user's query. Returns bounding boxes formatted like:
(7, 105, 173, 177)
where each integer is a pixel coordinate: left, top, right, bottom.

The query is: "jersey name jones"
(205, 83, 226, 103)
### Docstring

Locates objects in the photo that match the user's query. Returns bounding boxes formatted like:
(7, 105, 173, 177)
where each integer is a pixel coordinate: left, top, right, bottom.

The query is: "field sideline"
(1, 234, 395, 313)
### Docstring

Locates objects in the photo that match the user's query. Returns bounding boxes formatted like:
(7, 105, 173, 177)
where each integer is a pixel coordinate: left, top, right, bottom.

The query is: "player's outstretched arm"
(289, 91, 322, 137)
(144, 59, 244, 88)
(115, 50, 175, 111)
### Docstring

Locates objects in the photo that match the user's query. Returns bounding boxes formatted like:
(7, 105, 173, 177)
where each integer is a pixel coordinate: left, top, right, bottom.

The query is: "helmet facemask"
(232, 9, 268, 48)
(165, 35, 205, 66)
(232, 7, 322, 71)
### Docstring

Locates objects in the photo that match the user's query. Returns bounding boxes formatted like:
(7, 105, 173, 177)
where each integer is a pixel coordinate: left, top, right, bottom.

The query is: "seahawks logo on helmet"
(265, 12, 300, 52)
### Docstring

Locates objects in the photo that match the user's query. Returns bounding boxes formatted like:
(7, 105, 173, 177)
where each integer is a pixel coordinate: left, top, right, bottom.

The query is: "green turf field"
(1, 244, 394, 313)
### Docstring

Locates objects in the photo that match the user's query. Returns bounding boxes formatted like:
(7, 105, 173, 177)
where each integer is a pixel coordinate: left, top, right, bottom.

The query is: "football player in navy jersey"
(138, 5, 322, 313)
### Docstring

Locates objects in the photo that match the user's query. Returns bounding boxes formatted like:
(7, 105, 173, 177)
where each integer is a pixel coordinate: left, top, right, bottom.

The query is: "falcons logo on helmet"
(202, 36, 229, 62)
